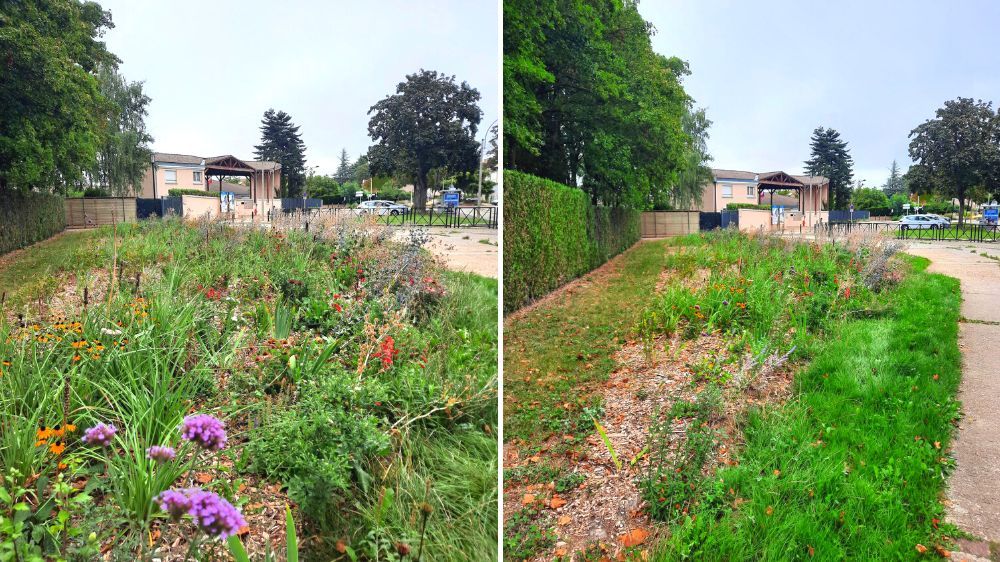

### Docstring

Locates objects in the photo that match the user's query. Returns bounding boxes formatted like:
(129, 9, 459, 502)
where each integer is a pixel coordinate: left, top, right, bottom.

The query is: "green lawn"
(0, 229, 101, 308)
(656, 255, 962, 559)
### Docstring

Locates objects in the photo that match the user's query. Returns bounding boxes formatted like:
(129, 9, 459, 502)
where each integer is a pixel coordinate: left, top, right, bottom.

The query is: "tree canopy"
(0, 0, 120, 192)
(804, 127, 854, 210)
(90, 64, 153, 196)
(882, 160, 906, 197)
(254, 109, 307, 198)
(907, 97, 1000, 225)
(851, 187, 889, 211)
(367, 69, 482, 210)
(503, 0, 707, 208)
(334, 149, 352, 185)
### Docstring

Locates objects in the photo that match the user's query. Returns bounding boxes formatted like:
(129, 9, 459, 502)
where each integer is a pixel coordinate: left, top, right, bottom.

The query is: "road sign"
(443, 191, 461, 208)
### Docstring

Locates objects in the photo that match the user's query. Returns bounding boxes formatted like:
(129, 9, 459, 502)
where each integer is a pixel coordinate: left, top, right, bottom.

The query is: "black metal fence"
(828, 210, 871, 222)
(699, 212, 721, 230)
(824, 221, 1000, 242)
(275, 206, 498, 228)
(136, 197, 182, 219)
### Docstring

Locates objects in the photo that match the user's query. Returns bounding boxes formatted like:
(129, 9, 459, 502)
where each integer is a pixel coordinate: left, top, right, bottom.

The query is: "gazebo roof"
(757, 171, 805, 189)
(204, 155, 256, 175)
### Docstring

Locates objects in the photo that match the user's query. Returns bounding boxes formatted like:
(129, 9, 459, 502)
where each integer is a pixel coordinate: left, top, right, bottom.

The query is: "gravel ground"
(420, 227, 498, 278)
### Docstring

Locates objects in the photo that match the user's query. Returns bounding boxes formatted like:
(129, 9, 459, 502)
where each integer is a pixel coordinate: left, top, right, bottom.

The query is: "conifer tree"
(253, 109, 307, 198)
(804, 127, 855, 210)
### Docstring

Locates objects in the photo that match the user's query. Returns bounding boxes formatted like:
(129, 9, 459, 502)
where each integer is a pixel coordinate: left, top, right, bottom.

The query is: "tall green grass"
(653, 256, 962, 559)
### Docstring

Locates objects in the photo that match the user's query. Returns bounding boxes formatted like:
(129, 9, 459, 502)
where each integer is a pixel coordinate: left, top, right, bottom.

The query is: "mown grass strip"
(655, 256, 962, 560)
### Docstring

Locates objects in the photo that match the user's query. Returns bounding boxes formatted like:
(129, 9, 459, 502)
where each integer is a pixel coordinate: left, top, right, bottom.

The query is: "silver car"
(355, 200, 409, 216)
(899, 214, 948, 229)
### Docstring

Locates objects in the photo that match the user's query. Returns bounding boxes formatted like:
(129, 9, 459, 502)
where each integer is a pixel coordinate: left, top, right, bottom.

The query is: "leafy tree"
(351, 154, 370, 186)
(503, 0, 700, 208)
(908, 97, 1000, 225)
(804, 127, 854, 210)
(666, 107, 713, 210)
(334, 149, 352, 185)
(367, 69, 482, 210)
(882, 160, 906, 197)
(851, 187, 889, 211)
(253, 109, 307, 198)
(0, 0, 119, 192)
(90, 64, 153, 196)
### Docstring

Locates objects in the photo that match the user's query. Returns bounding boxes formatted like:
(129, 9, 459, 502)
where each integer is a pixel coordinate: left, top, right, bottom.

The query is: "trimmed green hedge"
(0, 191, 66, 256)
(168, 188, 215, 197)
(503, 171, 640, 313)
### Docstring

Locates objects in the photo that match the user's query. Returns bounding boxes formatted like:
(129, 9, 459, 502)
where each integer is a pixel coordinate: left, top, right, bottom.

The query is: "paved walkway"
(908, 242, 1000, 555)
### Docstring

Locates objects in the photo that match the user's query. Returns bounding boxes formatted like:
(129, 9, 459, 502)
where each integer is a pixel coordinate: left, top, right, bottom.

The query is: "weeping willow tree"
(90, 64, 153, 196)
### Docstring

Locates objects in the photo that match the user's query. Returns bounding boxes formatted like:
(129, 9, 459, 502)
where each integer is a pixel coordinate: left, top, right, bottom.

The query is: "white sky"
(99, 0, 499, 175)
(646, 0, 1000, 188)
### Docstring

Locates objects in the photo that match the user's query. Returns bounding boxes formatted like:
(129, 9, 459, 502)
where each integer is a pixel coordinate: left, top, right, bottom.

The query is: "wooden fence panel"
(64, 198, 137, 228)
(640, 211, 699, 238)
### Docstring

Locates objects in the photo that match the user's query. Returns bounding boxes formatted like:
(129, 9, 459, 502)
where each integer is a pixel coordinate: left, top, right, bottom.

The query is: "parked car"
(924, 214, 951, 225)
(355, 200, 409, 216)
(899, 214, 948, 229)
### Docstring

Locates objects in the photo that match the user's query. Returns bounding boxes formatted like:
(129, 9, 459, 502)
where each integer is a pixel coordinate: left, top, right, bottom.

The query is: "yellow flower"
(1, 360, 10, 367)
(72, 355, 82, 363)
(49, 442, 66, 456)
(71, 340, 88, 349)
(64, 423, 77, 432)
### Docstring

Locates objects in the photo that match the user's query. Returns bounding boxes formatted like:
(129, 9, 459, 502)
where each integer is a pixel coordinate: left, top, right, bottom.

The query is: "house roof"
(711, 168, 829, 186)
(152, 152, 280, 171)
(152, 152, 203, 165)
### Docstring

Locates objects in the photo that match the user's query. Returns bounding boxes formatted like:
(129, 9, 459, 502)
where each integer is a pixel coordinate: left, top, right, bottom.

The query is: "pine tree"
(804, 127, 854, 210)
(334, 149, 353, 185)
(253, 109, 307, 198)
(883, 160, 906, 197)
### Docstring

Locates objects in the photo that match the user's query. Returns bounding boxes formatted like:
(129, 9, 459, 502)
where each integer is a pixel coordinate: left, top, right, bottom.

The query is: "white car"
(899, 214, 948, 229)
(354, 200, 409, 216)
(923, 214, 951, 225)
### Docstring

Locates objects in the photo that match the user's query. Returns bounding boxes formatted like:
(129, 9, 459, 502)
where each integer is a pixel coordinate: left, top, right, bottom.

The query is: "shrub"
(724, 203, 770, 211)
(503, 171, 640, 313)
(0, 191, 65, 256)
(168, 188, 214, 197)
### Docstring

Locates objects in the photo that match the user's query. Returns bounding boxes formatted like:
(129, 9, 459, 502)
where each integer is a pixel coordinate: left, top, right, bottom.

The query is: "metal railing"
(822, 221, 1000, 242)
(272, 206, 498, 228)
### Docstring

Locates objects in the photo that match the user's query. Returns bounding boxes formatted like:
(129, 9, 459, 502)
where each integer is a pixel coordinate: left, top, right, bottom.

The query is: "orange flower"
(72, 355, 82, 362)
(49, 442, 66, 455)
(37, 427, 53, 440)
(57, 462, 68, 470)
(64, 423, 77, 432)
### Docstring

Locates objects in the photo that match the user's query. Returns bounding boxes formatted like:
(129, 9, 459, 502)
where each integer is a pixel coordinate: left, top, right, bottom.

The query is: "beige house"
(140, 153, 281, 203)
(699, 169, 829, 212)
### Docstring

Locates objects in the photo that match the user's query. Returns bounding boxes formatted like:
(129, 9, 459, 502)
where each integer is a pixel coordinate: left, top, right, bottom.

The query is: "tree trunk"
(958, 191, 966, 227)
(413, 172, 428, 211)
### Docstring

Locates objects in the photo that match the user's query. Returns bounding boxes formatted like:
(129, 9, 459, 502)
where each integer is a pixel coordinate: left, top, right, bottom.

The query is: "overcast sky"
(647, 0, 1000, 187)
(99, 0, 499, 175)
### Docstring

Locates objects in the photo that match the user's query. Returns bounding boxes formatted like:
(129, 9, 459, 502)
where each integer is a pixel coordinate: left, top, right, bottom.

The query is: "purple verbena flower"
(186, 489, 247, 540)
(180, 414, 227, 451)
(146, 445, 177, 463)
(156, 489, 193, 521)
(81, 423, 117, 447)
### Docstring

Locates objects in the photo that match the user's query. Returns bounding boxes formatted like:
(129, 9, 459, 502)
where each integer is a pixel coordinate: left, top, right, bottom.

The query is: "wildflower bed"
(0, 217, 498, 561)
(503, 231, 961, 561)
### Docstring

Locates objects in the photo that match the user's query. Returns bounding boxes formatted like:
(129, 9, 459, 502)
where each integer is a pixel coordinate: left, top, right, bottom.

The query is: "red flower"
(333, 303, 343, 313)
(375, 336, 399, 368)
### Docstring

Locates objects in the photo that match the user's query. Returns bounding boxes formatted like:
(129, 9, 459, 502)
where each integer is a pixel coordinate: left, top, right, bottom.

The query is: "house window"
(165, 169, 177, 184)
(721, 184, 733, 198)
(747, 185, 755, 197)
(192, 171, 202, 183)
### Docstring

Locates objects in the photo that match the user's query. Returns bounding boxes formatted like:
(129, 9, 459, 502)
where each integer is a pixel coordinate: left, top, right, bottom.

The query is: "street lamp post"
(477, 119, 498, 207)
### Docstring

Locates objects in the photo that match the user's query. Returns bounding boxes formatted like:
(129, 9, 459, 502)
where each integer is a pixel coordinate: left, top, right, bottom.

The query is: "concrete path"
(908, 242, 1000, 554)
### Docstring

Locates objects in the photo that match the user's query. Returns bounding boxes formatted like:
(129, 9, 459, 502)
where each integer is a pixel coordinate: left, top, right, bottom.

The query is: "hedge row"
(0, 191, 66, 256)
(503, 170, 640, 313)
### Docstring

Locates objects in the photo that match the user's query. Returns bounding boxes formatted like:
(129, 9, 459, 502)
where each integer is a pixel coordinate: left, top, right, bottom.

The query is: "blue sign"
(985, 208, 999, 221)
(443, 191, 460, 208)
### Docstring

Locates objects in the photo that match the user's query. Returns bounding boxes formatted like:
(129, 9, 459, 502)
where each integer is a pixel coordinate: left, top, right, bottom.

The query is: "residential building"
(697, 168, 830, 227)
(139, 152, 281, 203)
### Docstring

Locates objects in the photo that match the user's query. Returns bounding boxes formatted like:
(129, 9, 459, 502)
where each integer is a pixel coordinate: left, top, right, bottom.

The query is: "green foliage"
(167, 188, 212, 197)
(882, 159, 906, 197)
(804, 127, 855, 210)
(503, 171, 640, 313)
(850, 187, 889, 211)
(254, 109, 307, 198)
(0, 191, 65, 256)
(725, 203, 770, 211)
(367, 69, 482, 210)
(655, 260, 962, 560)
(90, 64, 153, 197)
(503, 0, 706, 208)
(907, 97, 1000, 224)
(0, 0, 117, 192)
(334, 148, 353, 185)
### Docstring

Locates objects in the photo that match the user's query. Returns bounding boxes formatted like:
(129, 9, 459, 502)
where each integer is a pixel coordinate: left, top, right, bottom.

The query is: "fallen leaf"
(807, 545, 815, 557)
(335, 540, 348, 553)
(557, 515, 571, 525)
(194, 472, 213, 484)
(522, 494, 536, 506)
(550, 495, 567, 509)
(619, 528, 650, 548)
(237, 525, 250, 537)
(934, 545, 950, 558)
(765, 506, 774, 516)
(554, 547, 568, 556)
(915, 544, 927, 554)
